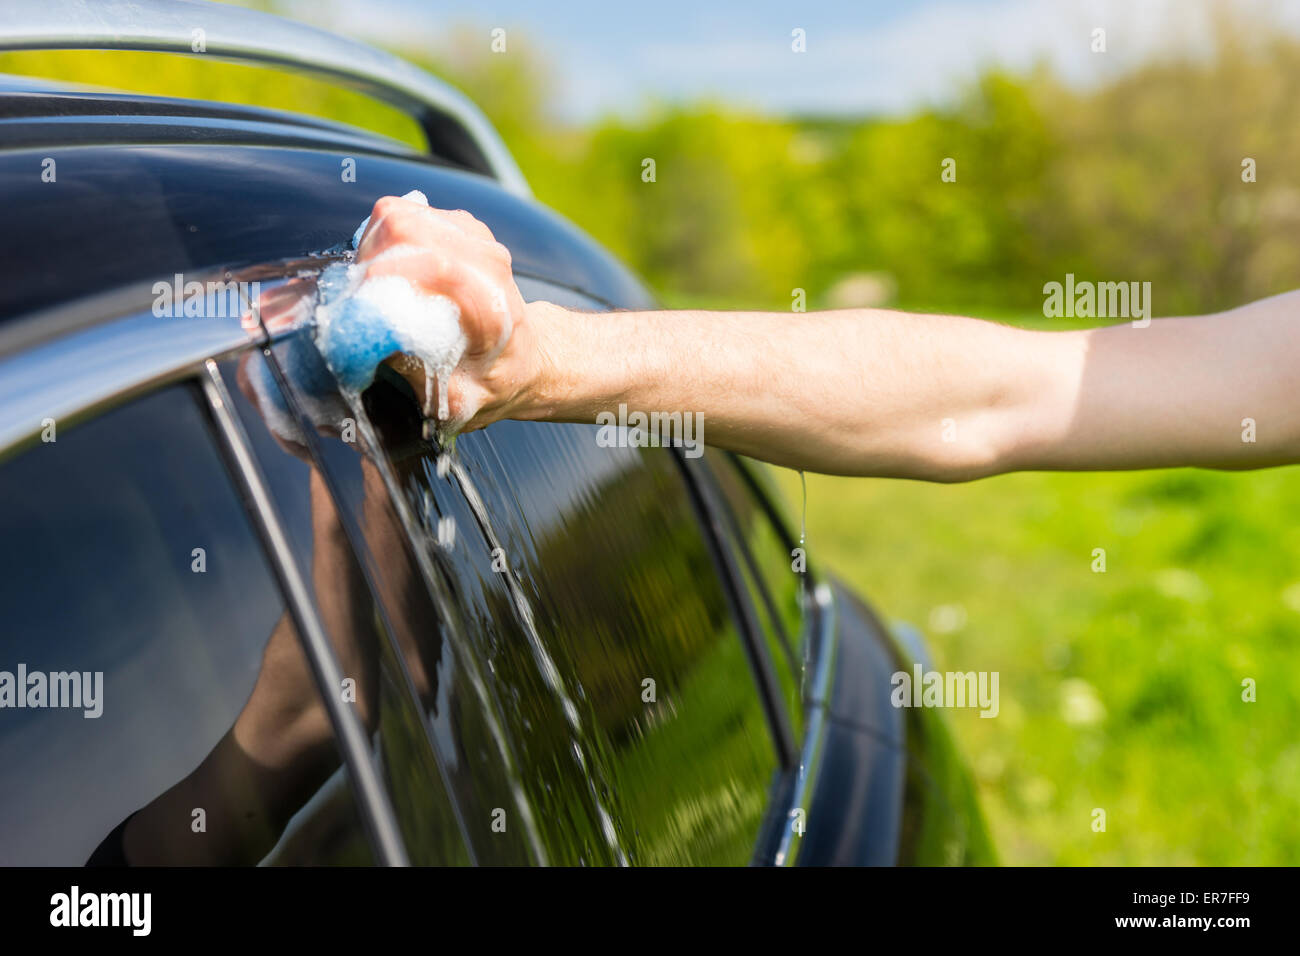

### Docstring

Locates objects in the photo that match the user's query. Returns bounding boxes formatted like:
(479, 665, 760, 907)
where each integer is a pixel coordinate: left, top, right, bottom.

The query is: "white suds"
(314, 268, 467, 423)
(357, 275, 466, 421)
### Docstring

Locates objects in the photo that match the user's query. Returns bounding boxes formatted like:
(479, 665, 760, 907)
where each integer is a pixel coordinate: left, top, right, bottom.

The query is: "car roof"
(0, 83, 425, 154)
(0, 89, 653, 345)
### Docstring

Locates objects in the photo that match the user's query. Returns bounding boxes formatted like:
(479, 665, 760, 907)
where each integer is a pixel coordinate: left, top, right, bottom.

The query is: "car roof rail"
(0, 0, 531, 197)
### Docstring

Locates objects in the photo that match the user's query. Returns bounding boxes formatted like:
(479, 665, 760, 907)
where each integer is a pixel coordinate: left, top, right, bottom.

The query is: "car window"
(250, 273, 783, 864)
(0, 383, 373, 865)
(307, 273, 783, 865)
(464, 420, 784, 865)
(260, 318, 538, 865)
(220, 347, 473, 865)
(702, 449, 811, 733)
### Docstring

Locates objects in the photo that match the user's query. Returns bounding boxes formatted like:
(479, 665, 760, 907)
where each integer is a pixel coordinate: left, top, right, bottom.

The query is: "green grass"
(773, 460, 1300, 864)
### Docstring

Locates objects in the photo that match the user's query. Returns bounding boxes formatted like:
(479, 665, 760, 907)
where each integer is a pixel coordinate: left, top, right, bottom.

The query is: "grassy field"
(774, 446, 1300, 864)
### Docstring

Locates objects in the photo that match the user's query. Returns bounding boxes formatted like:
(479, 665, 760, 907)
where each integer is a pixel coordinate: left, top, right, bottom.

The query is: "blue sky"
(276, 0, 1300, 121)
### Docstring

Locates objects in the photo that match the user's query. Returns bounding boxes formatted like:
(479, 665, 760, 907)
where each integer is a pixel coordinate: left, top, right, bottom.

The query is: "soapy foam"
(316, 189, 470, 429)
(314, 272, 465, 421)
(353, 274, 464, 419)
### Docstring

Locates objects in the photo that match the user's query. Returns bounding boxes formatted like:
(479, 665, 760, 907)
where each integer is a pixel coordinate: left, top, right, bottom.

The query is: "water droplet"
(798, 469, 807, 545)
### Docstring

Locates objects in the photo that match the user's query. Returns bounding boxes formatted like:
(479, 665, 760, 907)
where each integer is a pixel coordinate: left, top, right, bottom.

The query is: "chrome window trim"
(0, 306, 257, 457)
(675, 453, 798, 769)
(713, 451, 835, 864)
(201, 361, 409, 867)
(773, 581, 839, 866)
(0, 0, 531, 197)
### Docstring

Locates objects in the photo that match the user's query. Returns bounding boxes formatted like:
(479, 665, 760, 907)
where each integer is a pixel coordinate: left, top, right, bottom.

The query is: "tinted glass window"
(0, 384, 372, 865)
(224, 342, 472, 865)
(469, 423, 783, 865)
(259, 315, 534, 865)
(253, 275, 781, 864)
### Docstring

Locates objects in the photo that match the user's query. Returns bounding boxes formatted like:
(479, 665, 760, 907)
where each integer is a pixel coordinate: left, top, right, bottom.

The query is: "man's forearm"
(523, 301, 1070, 479)
(520, 296, 1299, 480)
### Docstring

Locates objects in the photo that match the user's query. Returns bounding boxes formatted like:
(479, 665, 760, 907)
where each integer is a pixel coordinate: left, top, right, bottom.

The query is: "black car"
(0, 0, 991, 866)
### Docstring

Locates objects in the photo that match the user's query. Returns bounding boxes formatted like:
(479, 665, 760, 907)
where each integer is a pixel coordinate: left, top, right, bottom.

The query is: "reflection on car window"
(245, 273, 781, 864)
(0, 384, 372, 865)
(481, 423, 783, 865)
(350, 345, 782, 863)
(226, 340, 473, 865)
(704, 449, 810, 733)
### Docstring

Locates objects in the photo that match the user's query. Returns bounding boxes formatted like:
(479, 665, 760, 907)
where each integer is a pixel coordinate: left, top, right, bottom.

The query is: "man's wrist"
(517, 299, 584, 423)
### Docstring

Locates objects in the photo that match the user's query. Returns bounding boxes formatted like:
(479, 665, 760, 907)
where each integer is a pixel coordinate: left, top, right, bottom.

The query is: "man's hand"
(354, 195, 548, 431)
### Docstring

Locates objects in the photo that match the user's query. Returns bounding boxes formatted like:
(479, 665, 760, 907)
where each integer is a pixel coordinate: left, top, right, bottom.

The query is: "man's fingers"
(431, 207, 499, 244)
(356, 203, 521, 356)
(356, 200, 504, 259)
(354, 194, 412, 249)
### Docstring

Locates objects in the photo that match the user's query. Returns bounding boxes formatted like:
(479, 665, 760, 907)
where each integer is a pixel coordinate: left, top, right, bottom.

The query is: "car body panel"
(0, 96, 654, 323)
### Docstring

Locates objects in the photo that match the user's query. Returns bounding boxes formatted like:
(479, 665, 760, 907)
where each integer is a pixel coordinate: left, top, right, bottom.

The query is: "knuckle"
(434, 252, 463, 289)
(451, 208, 482, 228)
(381, 212, 423, 244)
(450, 208, 495, 238)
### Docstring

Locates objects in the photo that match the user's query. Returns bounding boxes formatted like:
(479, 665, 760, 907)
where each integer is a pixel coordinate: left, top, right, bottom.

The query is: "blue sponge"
(316, 190, 442, 395)
(319, 294, 404, 393)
